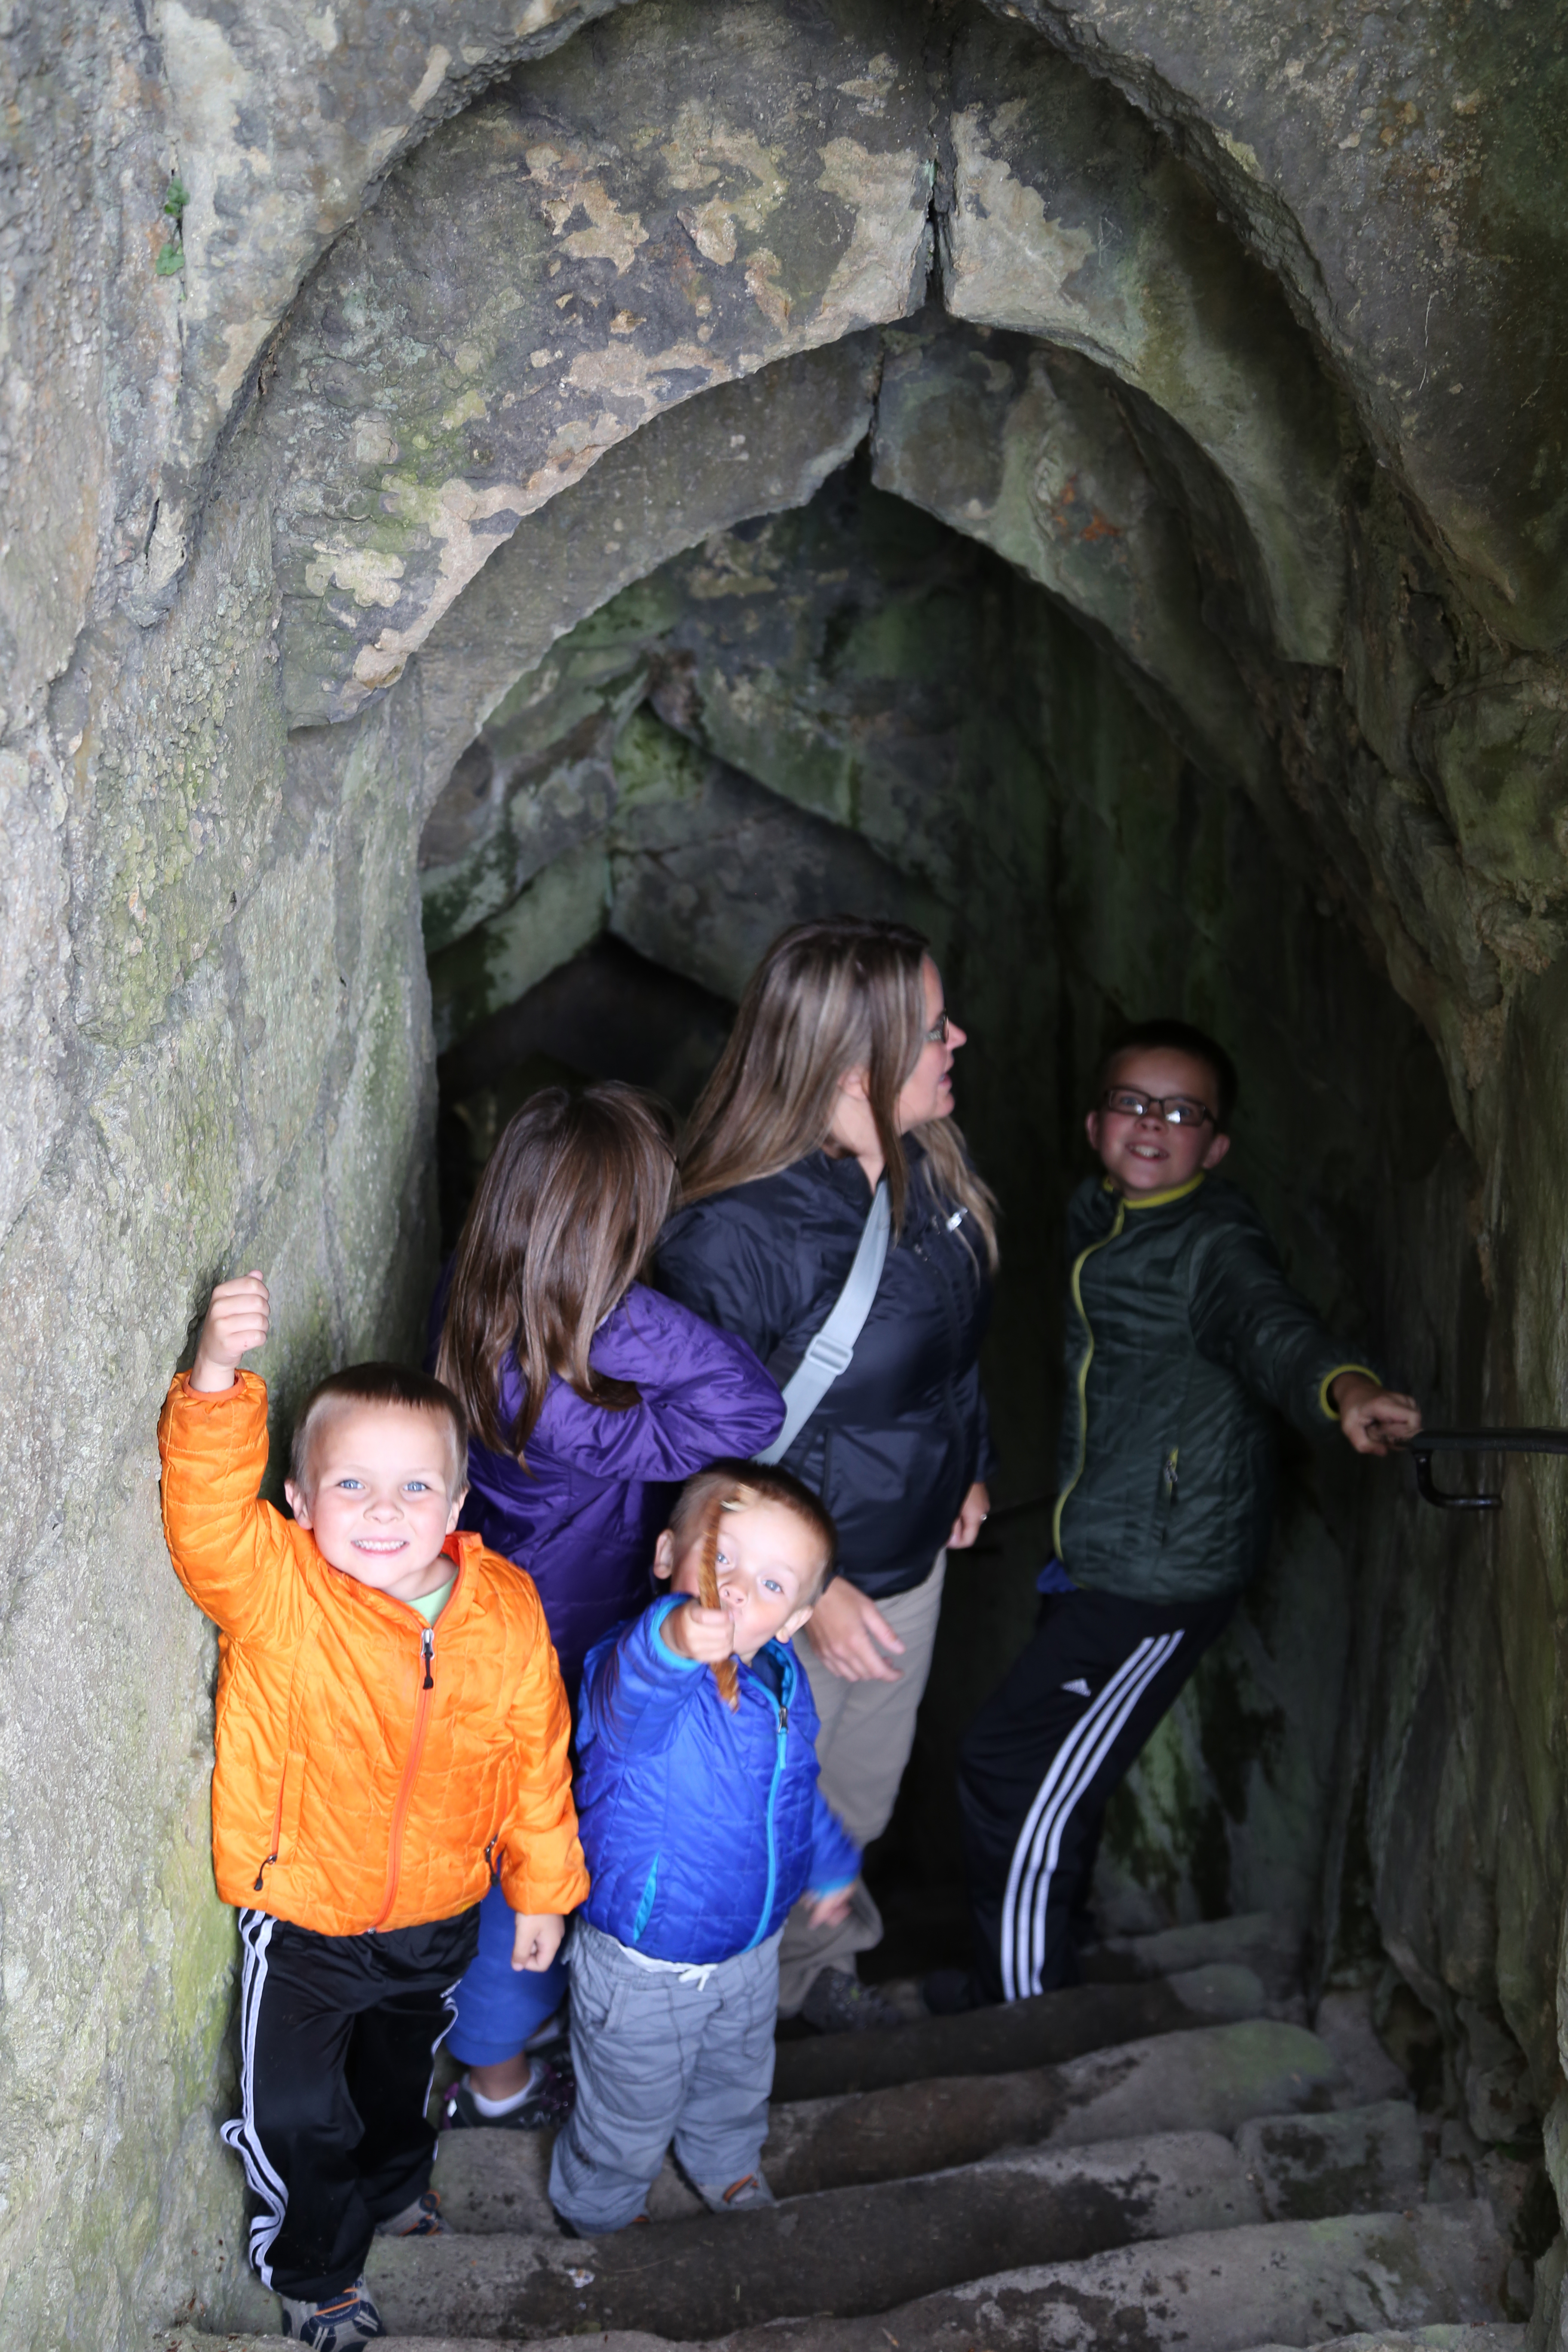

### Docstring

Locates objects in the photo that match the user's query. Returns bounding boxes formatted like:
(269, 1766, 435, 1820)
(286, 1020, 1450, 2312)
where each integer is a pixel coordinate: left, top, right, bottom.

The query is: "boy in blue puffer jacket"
(549, 1461, 859, 2235)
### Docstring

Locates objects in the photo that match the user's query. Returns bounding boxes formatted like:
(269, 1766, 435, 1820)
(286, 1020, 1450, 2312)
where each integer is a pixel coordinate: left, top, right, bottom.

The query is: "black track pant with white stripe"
(956, 1587, 1236, 2004)
(224, 1904, 481, 2300)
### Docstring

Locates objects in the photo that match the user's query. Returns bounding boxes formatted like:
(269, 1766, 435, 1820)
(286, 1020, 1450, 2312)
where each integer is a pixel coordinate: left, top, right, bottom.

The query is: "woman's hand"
(948, 1480, 989, 1549)
(806, 1884, 857, 1929)
(801, 1577, 906, 1683)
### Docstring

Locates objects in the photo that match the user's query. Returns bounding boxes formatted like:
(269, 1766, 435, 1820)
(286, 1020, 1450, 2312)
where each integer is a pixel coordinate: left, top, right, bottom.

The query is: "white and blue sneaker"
(279, 2275, 386, 2347)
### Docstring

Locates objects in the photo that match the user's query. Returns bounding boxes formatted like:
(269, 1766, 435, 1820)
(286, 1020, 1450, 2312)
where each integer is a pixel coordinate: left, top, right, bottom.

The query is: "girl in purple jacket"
(431, 1084, 785, 2131)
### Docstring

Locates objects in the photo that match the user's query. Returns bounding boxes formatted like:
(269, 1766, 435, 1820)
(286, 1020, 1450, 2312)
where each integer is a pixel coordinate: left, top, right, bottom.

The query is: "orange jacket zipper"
(372, 1625, 435, 1929)
(252, 1769, 288, 1892)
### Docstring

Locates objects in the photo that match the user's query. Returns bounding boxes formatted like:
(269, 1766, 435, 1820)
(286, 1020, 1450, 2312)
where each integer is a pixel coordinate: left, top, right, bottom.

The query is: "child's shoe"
(373, 2187, 450, 2237)
(920, 1967, 987, 2016)
(279, 2276, 386, 2347)
(441, 2054, 575, 2132)
(798, 1967, 904, 2034)
(698, 2171, 777, 2214)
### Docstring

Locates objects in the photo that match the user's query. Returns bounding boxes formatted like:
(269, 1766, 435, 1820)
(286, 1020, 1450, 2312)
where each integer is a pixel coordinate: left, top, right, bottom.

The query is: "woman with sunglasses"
(656, 916, 998, 2034)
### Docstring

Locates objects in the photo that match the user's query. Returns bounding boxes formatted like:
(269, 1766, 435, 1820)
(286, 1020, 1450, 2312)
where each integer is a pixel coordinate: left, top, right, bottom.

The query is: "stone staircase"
(163, 1914, 1525, 2352)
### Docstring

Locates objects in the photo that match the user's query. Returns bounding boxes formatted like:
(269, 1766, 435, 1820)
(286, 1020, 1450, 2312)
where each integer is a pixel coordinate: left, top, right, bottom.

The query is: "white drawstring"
(607, 1931, 719, 1991)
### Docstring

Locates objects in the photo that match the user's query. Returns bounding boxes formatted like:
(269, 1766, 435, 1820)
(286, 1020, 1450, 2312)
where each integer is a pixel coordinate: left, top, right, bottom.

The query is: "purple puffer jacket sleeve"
(524, 1286, 784, 1480)
(455, 1283, 784, 1700)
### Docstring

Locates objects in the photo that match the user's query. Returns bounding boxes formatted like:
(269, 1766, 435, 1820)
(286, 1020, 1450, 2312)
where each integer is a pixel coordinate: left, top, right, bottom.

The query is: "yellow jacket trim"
(1319, 1362, 1379, 1419)
(1105, 1170, 1210, 1213)
(1053, 1194, 1128, 1562)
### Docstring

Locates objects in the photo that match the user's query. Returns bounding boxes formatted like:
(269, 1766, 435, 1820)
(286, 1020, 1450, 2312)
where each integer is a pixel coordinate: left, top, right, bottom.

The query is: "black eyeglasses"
(1099, 1088, 1215, 1129)
(925, 1010, 953, 1045)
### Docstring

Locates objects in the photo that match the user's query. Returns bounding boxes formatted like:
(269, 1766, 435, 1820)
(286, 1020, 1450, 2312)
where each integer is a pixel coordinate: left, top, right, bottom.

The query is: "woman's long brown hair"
(679, 916, 998, 1264)
(436, 1083, 677, 1462)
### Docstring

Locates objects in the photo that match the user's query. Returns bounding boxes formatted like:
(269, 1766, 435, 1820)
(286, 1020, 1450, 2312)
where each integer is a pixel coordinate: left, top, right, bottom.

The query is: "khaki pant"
(776, 1555, 946, 2015)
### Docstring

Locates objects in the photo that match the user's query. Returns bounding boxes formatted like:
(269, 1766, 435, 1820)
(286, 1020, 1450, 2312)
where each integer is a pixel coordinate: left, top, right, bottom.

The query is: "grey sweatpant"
(548, 1920, 781, 2234)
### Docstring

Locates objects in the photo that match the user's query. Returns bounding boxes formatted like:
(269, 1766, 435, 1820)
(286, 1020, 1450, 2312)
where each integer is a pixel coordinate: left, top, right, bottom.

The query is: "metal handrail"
(1402, 1427, 1568, 1511)
(982, 1434, 1568, 1523)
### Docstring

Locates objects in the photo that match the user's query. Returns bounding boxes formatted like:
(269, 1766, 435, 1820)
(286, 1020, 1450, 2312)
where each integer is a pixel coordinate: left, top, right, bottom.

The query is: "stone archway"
(0, 1, 1564, 2341)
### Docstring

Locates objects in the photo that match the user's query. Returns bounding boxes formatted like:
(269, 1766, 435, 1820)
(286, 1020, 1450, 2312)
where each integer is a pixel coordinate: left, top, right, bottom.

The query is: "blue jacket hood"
(575, 1596, 860, 1965)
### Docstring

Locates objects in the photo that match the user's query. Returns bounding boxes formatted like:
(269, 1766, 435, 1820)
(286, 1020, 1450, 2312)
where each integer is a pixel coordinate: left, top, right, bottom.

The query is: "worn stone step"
(1087, 1911, 1304, 2002)
(371, 2128, 1263, 2338)
(432, 2016, 1341, 2229)
(327, 2196, 1505, 2350)
(1236, 2101, 1424, 2222)
(761, 2016, 1340, 2197)
(1243, 2331, 1525, 2352)
(705, 2203, 1507, 2352)
(771, 1961, 1265, 2102)
(378, 2103, 1433, 2343)
(163, 2302, 1521, 2352)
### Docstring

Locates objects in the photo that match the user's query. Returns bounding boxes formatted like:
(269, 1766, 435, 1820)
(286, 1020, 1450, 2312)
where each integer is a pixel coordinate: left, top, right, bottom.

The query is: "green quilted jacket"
(1053, 1173, 1372, 1602)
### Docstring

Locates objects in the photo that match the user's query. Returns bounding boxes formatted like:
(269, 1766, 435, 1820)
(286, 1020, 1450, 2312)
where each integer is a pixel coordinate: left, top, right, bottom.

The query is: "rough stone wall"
(0, 0, 1565, 2341)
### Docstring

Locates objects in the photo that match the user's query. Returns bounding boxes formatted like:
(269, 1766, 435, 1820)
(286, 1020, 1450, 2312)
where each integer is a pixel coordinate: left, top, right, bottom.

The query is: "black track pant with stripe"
(956, 1587, 1236, 2004)
(224, 1905, 481, 2301)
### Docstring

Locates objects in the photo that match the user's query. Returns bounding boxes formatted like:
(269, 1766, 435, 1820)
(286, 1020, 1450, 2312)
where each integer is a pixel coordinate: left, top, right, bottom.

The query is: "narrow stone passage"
(7, 0, 1566, 2341)
(166, 1914, 1523, 2351)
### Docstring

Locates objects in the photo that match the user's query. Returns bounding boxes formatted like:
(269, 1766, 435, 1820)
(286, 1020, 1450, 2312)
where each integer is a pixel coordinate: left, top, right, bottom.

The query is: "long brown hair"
(436, 1084, 677, 1461)
(679, 916, 998, 1265)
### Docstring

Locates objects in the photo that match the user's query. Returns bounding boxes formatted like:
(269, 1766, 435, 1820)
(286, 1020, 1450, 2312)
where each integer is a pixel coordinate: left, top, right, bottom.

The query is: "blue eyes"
(332, 1478, 432, 1496)
(710, 1553, 787, 1600)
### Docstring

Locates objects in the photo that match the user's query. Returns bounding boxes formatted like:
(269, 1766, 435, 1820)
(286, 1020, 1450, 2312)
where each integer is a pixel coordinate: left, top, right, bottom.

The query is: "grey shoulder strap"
(755, 1179, 891, 1467)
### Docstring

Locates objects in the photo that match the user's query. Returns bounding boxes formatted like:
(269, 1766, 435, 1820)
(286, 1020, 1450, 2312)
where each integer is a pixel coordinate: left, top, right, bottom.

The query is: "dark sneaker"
(279, 2276, 386, 2348)
(698, 2170, 777, 2214)
(373, 2187, 449, 2237)
(920, 1967, 987, 2016)
(799, 1969, 905, 2034)
(441, 2054, 575, 2132)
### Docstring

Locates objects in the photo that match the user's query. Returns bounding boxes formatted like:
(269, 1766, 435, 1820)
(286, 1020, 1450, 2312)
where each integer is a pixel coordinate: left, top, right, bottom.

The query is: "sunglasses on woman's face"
(924, 1010, 953, 1046)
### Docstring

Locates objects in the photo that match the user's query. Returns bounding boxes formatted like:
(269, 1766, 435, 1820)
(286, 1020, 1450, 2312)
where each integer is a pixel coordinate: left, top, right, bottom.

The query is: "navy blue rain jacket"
(656, 1145, 995, 1599)
(575, 1596, 861, 1965)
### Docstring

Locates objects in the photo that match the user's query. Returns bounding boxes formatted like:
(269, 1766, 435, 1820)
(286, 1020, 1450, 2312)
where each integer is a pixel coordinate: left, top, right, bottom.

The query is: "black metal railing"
(1403, 1428, 1568, 1510)
(977, 1433, 1568, 1523)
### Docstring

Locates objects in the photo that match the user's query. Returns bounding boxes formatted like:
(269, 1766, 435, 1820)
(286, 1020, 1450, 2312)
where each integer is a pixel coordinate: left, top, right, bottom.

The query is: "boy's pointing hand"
(191, 1272, 271, 1393)
(662, 1598, 738, 1666)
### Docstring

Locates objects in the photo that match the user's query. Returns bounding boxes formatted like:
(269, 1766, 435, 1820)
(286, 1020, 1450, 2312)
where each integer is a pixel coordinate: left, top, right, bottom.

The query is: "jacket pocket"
(568, 1928, 631, 2034)
(274, 1750, 307, 1865)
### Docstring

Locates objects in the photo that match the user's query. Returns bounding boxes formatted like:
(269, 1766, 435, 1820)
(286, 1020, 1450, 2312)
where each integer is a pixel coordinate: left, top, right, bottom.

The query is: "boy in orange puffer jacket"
(159, 1273, 588, 2352)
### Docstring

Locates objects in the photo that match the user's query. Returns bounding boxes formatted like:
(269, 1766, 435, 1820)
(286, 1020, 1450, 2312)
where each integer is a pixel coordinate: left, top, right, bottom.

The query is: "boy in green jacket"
(934, 1020, 1420, 2010)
